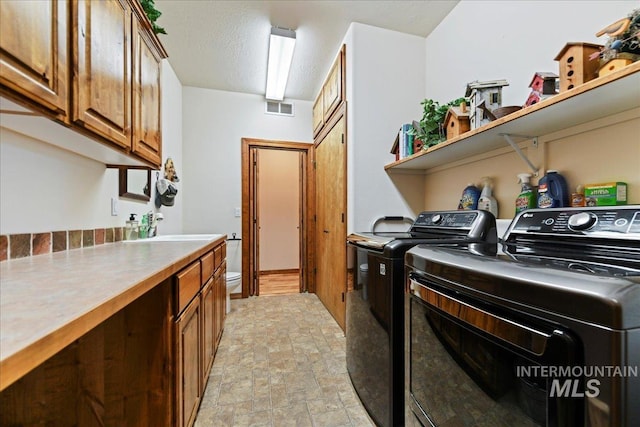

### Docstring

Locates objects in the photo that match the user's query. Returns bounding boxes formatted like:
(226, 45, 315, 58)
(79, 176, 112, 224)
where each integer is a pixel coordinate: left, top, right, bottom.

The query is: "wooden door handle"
(323, 230, 329, 233)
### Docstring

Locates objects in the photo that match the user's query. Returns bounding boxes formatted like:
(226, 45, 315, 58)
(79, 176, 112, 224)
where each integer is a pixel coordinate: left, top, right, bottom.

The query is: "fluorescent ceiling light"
(266, 27, 296, 101)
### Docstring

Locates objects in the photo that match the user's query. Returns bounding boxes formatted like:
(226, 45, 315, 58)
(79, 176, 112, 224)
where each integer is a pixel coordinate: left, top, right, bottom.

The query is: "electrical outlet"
(234, 207, 241, 217)
(111, 197, 118, 216)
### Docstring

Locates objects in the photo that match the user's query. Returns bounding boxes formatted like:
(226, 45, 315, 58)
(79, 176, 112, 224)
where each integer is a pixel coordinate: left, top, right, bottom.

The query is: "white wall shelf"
(385, 62, 640, 172)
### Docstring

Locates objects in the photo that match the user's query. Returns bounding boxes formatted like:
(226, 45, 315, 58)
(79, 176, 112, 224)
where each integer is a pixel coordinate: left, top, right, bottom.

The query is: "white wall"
(158, 60, 184, 235)
(181, 87, 312, 272)
(343, 23, 427, 232)
(0, 60, 184, 235)
(418, 1, 639, 216)
(424, 1, 635, 104)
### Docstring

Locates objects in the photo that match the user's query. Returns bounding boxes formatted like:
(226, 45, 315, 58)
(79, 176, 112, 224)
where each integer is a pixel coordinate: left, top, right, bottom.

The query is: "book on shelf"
(390, 123, 416, 161)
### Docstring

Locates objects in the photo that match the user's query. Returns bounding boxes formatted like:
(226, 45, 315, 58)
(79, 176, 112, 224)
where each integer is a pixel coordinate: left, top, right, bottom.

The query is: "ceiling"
(153, 1, 459, 101)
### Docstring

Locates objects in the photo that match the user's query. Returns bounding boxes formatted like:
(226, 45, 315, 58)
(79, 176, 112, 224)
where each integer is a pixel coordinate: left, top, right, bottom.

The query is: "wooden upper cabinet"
(0, 0, 69, 120)
(131, 5, 165, 167)
(0, 0, 166, 167)
(312, 45, 345, 139)
(322, 52, 343, 120)
(312, 94, 323, 137)
(73, 0, 131, 150)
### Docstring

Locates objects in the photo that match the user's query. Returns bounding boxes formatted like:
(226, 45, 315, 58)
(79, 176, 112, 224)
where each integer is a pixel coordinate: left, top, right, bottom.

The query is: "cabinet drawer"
(213, 244, 226, 270)
(175, 261, 201, 315)
(201, 251, 214, 285)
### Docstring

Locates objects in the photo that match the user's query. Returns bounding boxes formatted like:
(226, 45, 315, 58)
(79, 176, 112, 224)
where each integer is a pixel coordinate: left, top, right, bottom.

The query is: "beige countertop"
(0, 235, 226, 391)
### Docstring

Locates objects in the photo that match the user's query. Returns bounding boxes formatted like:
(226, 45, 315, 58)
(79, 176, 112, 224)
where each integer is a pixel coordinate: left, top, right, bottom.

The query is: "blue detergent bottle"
(537, 170, 569, 208)
(458, 183, 481, 210)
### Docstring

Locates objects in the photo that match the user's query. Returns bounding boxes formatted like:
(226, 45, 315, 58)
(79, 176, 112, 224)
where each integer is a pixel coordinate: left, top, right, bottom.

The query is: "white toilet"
(225, 272, 241, 313)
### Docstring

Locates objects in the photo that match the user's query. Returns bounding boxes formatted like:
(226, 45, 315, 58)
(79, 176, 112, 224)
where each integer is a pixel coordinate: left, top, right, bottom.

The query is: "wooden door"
(249, 148, 260, 296)
(176, 298, 201, 427)
(215, 263, 226, 344)
(132, 16, 162, 167)
(201, 277, 215, 384)
(73, 0, 131, 149)
(315, 116, 347, 330)
(0, 0, 69, 120)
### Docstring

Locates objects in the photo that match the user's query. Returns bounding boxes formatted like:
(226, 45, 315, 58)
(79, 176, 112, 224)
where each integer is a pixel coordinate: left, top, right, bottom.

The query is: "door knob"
(323, 230, 330, 233)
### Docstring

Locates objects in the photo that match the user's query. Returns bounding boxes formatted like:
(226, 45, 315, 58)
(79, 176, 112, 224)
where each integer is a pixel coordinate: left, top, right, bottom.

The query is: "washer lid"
(226, 272, 241, 280)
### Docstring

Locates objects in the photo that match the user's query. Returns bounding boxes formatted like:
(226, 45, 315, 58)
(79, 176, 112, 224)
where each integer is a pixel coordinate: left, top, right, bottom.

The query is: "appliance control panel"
(508, 207, 640, 236)
(413, 211, 480, 228)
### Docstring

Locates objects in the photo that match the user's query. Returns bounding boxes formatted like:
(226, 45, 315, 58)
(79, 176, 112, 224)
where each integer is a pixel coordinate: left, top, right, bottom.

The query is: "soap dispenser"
(125, 214, 139, 240)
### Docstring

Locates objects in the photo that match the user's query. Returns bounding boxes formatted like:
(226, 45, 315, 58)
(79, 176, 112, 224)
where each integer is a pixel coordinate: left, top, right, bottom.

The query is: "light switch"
(111, 197, 118, 216)
(234, 207, 241, 217)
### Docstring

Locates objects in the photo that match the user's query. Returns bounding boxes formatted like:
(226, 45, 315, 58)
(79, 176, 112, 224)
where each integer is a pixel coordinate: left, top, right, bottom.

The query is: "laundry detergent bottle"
(458, 183, 481, 210)
(537, 170, 569, 208)
(515, 173, 536, 215)
(478, 177, 498, 217)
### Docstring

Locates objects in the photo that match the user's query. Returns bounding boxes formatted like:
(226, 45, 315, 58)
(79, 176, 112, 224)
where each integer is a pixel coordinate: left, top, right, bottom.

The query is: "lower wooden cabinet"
(201, 276, 215, 384)
(0, 280, 174, 426)
(0, 242, 226, 427)
(176, 294, 202, 427)
(214, 262, 227, 345)
(174, 242, 226, 427)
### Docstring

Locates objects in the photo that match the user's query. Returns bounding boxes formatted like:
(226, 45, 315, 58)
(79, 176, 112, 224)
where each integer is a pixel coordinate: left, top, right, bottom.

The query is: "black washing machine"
(406, 206, 640, 427)
(346, 210, 497, 427)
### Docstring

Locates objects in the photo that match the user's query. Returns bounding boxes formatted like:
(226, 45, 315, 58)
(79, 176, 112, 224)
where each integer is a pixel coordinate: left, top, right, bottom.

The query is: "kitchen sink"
(123, 234, 223, 243)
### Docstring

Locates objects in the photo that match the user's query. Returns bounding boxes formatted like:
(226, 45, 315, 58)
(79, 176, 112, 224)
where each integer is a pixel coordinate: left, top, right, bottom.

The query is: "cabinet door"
(201, 277, 215, 386)
(315, 116, 347, 330)
(322, 52, 343, 121)
(0, 0, 69, 120)
(219, 262, 226, 334)
(213, 268, 221, 346)
(73, 0, 131, 149)
(312, 93, 323, 136)
(132, 17, 162, 167)
(176, 298, 201, 427)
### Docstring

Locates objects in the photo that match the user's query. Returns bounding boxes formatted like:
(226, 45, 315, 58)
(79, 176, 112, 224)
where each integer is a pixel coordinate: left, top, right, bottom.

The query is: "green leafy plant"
(409, 97, 467, 148)
(140, 0, 167, 35)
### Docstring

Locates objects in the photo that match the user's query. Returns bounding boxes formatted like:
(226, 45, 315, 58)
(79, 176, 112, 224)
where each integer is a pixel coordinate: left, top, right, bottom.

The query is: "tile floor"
(194, 293, 375, 427)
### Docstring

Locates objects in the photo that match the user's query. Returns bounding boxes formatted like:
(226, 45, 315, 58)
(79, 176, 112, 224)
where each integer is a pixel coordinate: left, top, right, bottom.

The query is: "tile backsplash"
(0, 227, 125, 261)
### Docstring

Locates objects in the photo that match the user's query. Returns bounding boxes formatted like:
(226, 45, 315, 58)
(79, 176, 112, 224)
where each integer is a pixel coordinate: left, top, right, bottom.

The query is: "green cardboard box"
(584, 182, 627, 206)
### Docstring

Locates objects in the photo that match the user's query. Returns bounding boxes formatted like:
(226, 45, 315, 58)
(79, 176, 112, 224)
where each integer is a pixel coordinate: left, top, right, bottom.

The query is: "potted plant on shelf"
(140, 0, 167, 35)
(409, 97, 467, 149)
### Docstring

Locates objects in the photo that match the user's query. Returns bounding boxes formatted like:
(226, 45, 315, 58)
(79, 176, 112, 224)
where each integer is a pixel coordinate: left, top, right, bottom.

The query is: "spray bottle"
(478, 177, 498, 217)
(515, 173, 536, 215)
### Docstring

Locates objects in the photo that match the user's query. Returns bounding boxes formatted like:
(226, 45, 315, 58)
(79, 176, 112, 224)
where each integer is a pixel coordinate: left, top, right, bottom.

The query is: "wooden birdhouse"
(529, 72, 558, 95)
(554, 42, 602, 92)
(443, 103, 470, 140)
(525, 72, 558, 107)
(465, 79, 509, 130)
(598, 57, 634, 78)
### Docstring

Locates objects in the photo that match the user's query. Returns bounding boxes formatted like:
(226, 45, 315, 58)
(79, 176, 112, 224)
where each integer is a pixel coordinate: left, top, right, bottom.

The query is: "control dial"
(431, 214, 443, 224)
(568, 212, 597, 231)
